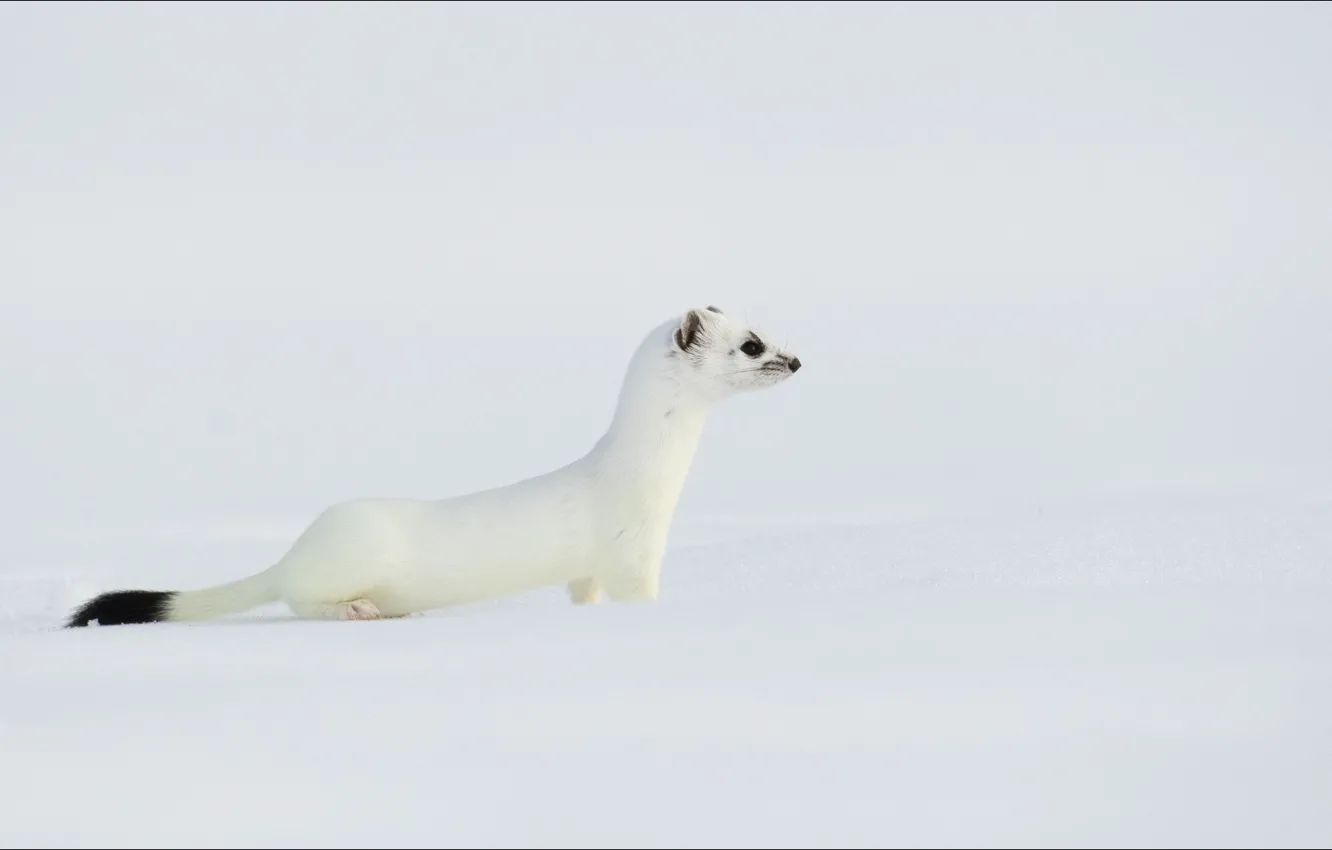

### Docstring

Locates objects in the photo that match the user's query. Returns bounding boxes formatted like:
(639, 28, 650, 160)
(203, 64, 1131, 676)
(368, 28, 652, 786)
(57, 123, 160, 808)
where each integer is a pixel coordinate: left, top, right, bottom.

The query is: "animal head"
(668, 305, 802, 399)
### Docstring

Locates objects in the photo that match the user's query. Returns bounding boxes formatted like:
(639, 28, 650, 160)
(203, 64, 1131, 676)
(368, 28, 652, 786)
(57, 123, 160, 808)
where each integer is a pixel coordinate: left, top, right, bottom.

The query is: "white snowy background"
(2, 2, 1331, 847)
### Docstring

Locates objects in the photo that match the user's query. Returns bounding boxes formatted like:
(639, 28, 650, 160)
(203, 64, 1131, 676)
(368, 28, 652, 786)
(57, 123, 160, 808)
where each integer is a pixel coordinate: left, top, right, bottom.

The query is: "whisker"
(721, 364, 787, 377)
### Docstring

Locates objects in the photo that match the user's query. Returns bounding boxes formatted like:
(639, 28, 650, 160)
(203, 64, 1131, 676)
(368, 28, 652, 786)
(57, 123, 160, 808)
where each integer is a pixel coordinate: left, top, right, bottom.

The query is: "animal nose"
(788, 357, 802, 373)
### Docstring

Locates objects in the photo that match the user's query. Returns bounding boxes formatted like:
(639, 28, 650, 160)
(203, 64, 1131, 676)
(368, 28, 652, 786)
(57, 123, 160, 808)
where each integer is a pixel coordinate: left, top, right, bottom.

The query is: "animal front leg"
(599, 568, 659, 603)
(567, 577, 602, 606)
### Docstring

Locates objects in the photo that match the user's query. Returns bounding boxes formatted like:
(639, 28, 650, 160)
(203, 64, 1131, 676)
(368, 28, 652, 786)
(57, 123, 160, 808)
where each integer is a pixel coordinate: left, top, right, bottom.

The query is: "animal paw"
(340, 599, 382, 621)
(567, 577, 602, 606)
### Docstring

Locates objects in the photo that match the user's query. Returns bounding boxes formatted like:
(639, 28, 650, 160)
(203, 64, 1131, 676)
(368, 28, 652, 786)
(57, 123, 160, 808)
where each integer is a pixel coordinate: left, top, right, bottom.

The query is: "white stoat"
(65, 306, 802, 627)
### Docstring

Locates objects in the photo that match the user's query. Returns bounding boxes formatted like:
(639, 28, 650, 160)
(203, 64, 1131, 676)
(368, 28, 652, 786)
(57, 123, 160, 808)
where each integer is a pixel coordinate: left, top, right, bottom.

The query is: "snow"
(3, 489, 1330, 848)
(4, 2, 1332, 846)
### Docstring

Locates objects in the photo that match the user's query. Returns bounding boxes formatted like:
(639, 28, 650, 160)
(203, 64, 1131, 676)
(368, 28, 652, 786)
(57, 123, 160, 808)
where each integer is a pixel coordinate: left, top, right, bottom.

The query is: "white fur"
(164, 307, 801, 623)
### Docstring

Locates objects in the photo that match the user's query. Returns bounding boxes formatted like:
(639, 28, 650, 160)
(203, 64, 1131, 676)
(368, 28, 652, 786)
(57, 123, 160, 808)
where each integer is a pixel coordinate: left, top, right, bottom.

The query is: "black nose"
(788, 357, 802, 373)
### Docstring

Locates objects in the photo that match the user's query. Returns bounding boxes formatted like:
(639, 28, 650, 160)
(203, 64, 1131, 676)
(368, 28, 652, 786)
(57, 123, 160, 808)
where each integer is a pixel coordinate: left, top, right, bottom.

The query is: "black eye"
(740, 339, 765, 358)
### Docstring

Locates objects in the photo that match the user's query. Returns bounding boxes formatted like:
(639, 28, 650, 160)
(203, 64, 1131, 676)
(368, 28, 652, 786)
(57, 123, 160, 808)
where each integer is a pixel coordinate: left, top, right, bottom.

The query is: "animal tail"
(64, 568, 280, 628)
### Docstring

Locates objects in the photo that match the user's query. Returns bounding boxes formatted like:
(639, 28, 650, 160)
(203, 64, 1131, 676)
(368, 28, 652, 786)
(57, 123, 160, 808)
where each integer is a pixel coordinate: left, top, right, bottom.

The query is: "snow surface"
(3, 490, 1330, 849)
(4, 3, 1332, 847)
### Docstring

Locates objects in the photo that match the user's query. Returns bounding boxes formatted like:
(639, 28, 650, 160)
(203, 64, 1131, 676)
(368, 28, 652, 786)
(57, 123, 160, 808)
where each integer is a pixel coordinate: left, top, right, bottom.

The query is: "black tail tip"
(65, 590, 175, 628)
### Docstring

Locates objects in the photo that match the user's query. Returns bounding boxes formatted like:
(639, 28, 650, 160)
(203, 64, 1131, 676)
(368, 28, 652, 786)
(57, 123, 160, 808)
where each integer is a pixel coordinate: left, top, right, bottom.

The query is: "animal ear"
(706, 305, 723, 314)
(674, 309, 703, 351)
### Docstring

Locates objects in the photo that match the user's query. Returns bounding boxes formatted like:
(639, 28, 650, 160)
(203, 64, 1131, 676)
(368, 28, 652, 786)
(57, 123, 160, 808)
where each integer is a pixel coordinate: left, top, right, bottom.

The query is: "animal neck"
(586, 335, 712, 510)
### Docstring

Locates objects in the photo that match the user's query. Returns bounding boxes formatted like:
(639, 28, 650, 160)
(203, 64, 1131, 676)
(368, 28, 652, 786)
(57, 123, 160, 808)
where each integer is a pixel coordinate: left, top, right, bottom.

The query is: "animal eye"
(740, 339, 764, 358)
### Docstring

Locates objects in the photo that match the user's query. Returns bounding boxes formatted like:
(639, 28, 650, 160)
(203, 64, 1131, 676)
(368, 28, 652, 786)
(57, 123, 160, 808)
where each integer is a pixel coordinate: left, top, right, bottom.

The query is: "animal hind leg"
(288, 598, 384, 621)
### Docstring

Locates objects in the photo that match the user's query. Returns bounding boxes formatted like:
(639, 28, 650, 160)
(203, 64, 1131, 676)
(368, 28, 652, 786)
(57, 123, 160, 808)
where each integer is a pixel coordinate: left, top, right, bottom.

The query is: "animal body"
(65, 306, 802, 628)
